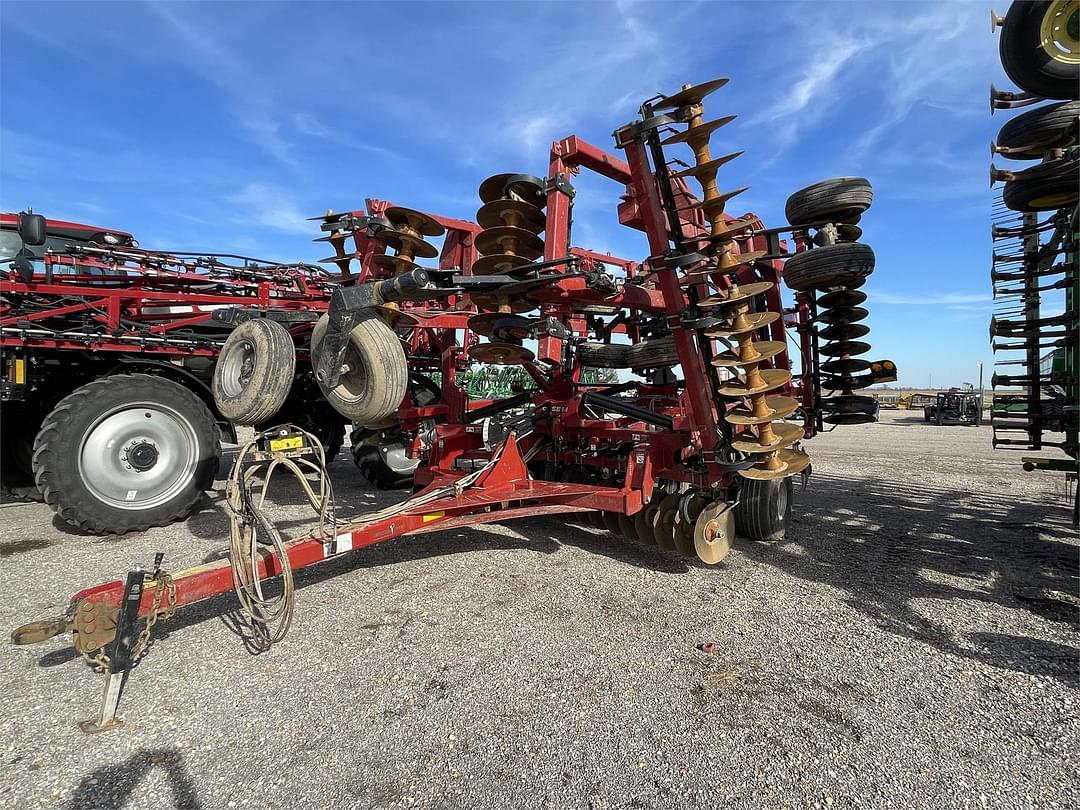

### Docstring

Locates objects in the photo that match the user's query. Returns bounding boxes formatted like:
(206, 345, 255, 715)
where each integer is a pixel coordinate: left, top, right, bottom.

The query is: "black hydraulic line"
(463, 391, 537, 424)
(580, 391, 674, 430)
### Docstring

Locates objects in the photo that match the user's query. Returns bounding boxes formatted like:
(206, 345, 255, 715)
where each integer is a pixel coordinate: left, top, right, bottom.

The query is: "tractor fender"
(105, 357, 238, 444)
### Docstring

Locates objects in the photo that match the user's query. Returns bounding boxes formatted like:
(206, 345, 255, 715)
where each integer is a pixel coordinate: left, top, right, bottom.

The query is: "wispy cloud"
(229, 183, 313, 236)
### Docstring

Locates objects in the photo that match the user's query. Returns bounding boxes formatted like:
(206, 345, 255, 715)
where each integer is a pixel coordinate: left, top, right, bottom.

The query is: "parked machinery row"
(990, 0, 1078, 523)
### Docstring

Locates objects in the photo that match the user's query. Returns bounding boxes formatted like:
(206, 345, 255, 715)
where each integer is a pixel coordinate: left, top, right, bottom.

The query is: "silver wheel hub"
(79, 403, 201, 510)
(220, 340, 255, 397)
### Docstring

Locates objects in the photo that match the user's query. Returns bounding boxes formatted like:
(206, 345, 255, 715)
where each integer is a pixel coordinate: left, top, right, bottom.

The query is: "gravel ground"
(0, 410, 1076, 810)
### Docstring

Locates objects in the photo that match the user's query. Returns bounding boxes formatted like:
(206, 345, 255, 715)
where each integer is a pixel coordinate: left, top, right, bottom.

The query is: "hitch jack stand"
(77, 567, 145, 734)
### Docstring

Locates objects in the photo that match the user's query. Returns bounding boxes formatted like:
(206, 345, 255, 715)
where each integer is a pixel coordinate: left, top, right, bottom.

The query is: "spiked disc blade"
(698, 280, 774, 307)
(819, 340, 871, 358)
(724, 395, 801, 425)
(384, 206, 445, 237)
(653, 78, 730, 110)
(470, 294, 535, 314)
(478, 173, 546, 207)
(704, 310, 780, 337)
(468, 342, 535, 365)
(475, 226, 544, 260)
(820, 357, 872, 375)
(476, 199, 545, 233)
(671, 151, 744, 179)
(375, 229, 438, 259)
(711, 339, 787, 368)
(730, 421, 804, 453)
(681, 187, 750, 215)
(693, 501, 736, 565)
(471, 253, 535, 276)
(817, 289, 867, 309)
(819, 322, 870, 341)
(739, 448, 810, 480)
(818, 305, 869, 325)
(716, 368, 792, 397)
(660, 115, 737, 145)
(372, 254, 425, 276)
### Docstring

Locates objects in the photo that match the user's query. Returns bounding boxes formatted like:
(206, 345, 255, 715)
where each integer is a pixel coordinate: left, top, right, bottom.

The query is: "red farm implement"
(11, 77, 897, 730)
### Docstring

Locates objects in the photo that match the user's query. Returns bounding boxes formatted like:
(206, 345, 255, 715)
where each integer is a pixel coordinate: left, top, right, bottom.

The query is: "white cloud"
(229, 183, 312, 236)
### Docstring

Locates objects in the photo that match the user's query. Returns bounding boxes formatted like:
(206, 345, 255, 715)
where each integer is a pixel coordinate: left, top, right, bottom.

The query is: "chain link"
(81, 572, 177, 673)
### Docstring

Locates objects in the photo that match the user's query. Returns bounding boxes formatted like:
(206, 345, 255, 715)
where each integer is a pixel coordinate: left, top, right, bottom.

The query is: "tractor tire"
(784, 177, 873, 227)
(578, 342, 630, 369)
(33, 374, 220, 534)
(1002, 153, 1080, 212)
(999, 1, 1080, 100)
(782, 243, 875, 293)
(212, 318, 296, 426)
(256, 399, 346, 463)
(311, 312, 408, 426)
(627, 336, 680, 370)
(1, 407, 44, 502)
(735, 476, 793, 542)
(996, 100, 1079, 159)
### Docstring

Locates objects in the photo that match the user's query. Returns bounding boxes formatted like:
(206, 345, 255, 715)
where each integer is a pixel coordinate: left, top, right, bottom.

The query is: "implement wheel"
(212, 318, 296, 426)
(782, 243, 875, 293)
(578, 342, 630, 369)
(735, 476, 793, 542)
(785, 177, 873, 227)
(999, 0, 1080, 100)
(311, 312, 409, 426)
(996, 100, 1079, 158)
(1002, 154, 1080, 211)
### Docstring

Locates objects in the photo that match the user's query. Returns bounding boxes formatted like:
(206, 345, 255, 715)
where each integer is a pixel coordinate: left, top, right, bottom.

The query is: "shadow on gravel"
(741, 472, 1079, 686)
(65, 747, 201, 809)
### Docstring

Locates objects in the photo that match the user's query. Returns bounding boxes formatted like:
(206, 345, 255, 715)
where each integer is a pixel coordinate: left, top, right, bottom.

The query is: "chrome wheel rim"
(219, 340, 256, 397)
(78, 402, 200, 510)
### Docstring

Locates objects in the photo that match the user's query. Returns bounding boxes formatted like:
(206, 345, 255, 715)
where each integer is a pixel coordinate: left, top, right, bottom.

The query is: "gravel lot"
(0, 411, 1076, 810)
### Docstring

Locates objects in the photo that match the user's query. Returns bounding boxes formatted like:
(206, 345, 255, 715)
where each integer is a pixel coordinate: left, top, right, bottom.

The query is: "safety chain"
(81, 572, 177, 673)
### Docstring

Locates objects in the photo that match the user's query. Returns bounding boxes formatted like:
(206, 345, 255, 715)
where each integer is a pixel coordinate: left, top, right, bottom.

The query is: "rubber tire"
(212, 319, 296, 426)
(999, 1, 1080, 100)
(627, 336, 679, 370)
(1, 407, 44, 502)
(735, 476, 793, 542)
(33, 374, 220, 534)
(782, 243, 875, 293)
(311, 312, 408, 426)
(350, 373, 439, 489)
(578, 342, 630, 369)
(257, 399, 346, 463)
(996, 100, 1079, 159)
(785, 177, 873, 227)
(1002, 153, 1080, 212)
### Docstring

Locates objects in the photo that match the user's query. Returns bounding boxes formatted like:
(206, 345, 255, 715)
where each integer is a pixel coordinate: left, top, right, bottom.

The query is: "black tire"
(256, 399, 346, 463)
(785, 177, 873, 227)
(33, 374, 220, 534)
(1002, 153, 1080, 211)
(212, 319, 296, 425)
(996, 100, 1079, 159)
(577, 342, 630, 369)
(1, 406, 44, 502)
(349, 374, 438, 489)
(782, 243, 875, 292)
(735, 476, 793, 542)
(627, 336, 679, 370)
(311, 312, 408, 426)
(999, 1, 1080, 100)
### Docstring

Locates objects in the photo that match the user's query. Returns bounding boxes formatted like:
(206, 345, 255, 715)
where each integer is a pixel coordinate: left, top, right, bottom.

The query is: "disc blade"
(724, 395, 801, 425)
(652, 77, 730, 110)
(660, 115, 737, 146)
(819, 340, 871, 358)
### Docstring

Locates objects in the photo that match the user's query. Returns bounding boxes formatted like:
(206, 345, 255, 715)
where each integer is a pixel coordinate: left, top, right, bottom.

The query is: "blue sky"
(1, 0, 1021, 387)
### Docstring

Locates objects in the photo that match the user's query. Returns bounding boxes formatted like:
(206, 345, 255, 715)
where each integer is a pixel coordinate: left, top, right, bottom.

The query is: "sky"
(0, 0, 1027, 388)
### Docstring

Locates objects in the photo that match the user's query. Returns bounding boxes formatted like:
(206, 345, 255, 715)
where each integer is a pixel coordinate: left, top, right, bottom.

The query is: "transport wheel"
(257, 399, 346, 463)
(0, 407, 44, 502)
(673, 493, 708, 557)
(996, 100, 1079, 158)
(212, 318, 296, 425)
(999, 0, 1079, 101)
(1002, 154, 1080, 211)
(627, 336, 680, 371)
(577, 342, 630, 369)
(694, 500, 736, 565)
(782, 243, 875, 293)
(735, 476, 793, 542)
(33, 374, 220, 534)
(311, 312, 408, 426)
(784, 177, 873, 227)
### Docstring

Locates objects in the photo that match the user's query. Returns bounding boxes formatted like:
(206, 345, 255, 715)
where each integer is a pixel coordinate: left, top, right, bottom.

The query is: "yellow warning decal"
(422, 512, 445, 523)
(14, 359, 25, 385)
(269, 435, 303, 452)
